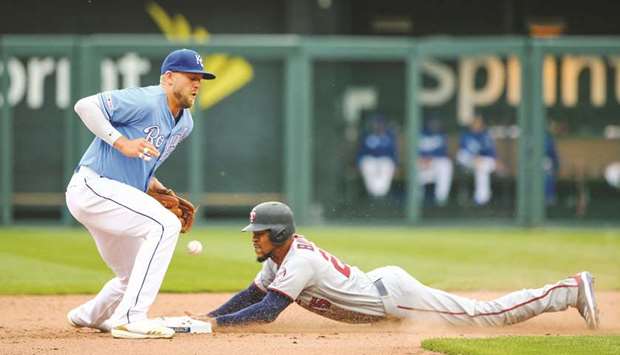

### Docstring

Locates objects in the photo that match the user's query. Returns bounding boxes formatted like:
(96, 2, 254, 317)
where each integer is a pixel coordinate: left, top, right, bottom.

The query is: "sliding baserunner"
(190, 201, 600, 331)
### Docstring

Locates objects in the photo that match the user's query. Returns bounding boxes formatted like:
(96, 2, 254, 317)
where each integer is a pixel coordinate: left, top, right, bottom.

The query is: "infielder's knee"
(161, 212, 182, 236)
(143, 213, 181, 241)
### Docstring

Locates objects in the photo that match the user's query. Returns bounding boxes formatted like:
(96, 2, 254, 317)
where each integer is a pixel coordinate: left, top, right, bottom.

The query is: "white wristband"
(104, 129, 123, 147)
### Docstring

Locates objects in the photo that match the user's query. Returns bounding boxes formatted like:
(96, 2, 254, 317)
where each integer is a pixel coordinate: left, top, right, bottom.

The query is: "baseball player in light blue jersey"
(65, 49, 215, 339)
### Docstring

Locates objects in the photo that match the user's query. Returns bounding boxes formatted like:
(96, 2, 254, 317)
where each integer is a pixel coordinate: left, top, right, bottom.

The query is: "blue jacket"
(545, 132, 560, 172)
(458, 130, 496, 158)
(357, 129, 398, 164)
(419, 129, 449, 158)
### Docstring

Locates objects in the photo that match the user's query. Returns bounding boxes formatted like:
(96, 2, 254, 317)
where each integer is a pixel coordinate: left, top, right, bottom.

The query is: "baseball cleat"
(575, 271, 600, 329)
(67, 308, 111, 332)
(111, 319, 175, 339)
(67, 309, 82, 328)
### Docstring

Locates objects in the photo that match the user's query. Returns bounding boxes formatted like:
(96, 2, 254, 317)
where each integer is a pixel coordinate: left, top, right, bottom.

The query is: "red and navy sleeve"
(215, 290, 293, 326)
(208, 283, 266, 317)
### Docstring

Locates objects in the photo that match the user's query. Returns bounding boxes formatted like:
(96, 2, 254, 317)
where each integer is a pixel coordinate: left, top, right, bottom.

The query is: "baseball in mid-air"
(186, 240, 203, 255)
(605, 162, 620, 189)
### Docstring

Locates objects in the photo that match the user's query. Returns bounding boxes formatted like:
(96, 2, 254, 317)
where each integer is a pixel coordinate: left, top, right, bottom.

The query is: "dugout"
(0, 35, 619, 226)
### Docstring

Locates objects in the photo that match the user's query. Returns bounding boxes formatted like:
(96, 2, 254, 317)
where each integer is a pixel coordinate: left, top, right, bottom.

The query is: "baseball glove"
(147, 187, 197, 233)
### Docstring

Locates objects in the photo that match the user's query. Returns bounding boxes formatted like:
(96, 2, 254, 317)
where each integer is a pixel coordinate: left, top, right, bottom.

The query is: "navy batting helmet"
(242, 201, 296, 244)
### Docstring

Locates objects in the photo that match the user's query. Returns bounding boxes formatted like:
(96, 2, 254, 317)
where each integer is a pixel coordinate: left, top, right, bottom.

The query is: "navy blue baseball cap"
(161, 49, 216, 80)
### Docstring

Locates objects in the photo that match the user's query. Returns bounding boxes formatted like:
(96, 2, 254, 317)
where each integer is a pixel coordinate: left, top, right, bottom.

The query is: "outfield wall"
(1, 35, 619, 226)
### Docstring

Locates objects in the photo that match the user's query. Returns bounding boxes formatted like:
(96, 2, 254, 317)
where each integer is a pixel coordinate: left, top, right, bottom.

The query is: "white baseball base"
(158, 316, 212, 334)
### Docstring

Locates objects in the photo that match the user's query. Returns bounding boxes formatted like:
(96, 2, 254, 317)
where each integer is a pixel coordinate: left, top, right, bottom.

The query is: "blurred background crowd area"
(0, 0, 619, 225)
(2, 0, 619, 37)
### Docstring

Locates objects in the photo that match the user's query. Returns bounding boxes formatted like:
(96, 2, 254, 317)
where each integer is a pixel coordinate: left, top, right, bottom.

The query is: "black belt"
(373, 278, 388, 296)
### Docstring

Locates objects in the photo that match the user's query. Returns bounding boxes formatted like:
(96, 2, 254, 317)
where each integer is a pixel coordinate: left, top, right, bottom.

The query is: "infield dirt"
(1, 292, 618, 355)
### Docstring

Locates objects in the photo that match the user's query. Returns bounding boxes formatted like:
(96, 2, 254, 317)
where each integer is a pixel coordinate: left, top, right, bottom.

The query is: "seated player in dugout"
(418, 115, 453, 206)
(356, 114, 399, 198)
(191, 201, 600, 330)
(456, 114, 497, 206)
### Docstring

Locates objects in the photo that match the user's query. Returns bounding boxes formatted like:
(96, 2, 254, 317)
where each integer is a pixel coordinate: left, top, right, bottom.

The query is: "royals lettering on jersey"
(77, 86, 193, 191)
(253, 235, 386, 323)
(143, 125, 166, 148)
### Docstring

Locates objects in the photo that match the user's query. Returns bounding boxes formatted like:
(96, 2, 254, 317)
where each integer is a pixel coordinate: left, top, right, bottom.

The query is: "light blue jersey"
(78, 85, 194, 191)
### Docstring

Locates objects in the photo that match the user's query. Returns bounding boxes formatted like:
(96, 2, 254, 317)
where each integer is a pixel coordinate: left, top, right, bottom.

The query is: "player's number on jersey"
(297, 238, 351, 278)
(319, 249, 351, 278)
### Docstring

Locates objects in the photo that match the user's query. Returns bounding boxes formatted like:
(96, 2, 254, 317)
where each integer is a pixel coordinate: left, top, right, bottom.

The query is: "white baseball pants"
(359, 156, 396, 197)
(370, 266, 578, 326)
(457, 152, 496, 205)
(418, 157, 453, 204)
(66, 166, 181, 328)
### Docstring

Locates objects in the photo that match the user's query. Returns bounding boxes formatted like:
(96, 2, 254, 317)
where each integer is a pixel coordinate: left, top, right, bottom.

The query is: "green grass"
(422, 335, 620, 355)
(0, 226, 618, 294)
